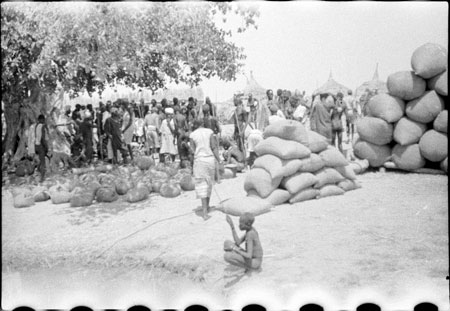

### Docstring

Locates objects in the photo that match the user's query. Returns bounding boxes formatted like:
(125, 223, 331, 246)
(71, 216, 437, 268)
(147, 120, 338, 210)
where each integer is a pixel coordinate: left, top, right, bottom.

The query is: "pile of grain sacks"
(244, 120, 361, 206)
(354, 43, 448, 173)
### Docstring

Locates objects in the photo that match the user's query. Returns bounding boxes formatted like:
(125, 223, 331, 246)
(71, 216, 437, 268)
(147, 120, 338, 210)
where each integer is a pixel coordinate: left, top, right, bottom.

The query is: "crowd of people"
(15, 87, 370, 188)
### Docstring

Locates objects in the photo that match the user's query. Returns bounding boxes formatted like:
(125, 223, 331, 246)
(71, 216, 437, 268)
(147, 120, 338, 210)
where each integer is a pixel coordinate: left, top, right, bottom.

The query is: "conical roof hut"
(355, 63, 388, 98)
(217, 71, 268, 123)
(240, 71, 267, 101)
(313, 71, 351, 97)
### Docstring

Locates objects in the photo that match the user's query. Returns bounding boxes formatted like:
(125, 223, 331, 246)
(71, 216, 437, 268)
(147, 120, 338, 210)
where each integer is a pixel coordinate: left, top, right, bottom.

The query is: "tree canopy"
(1, 2, 259, 157)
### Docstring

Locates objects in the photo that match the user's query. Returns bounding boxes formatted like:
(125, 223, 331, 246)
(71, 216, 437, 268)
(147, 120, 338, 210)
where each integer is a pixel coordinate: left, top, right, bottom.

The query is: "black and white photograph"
(1, 1, 448, 310)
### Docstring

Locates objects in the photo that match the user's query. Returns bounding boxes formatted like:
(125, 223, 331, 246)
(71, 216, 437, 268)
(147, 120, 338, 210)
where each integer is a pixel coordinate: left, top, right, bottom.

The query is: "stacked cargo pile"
(217, 120, 362, 217)
(354, 43, 447, 174)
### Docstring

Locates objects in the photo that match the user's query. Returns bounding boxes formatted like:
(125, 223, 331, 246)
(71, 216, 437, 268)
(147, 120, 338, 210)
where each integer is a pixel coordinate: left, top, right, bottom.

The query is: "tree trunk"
(3, 86, 42, 161)
(2, 100, 21, 159)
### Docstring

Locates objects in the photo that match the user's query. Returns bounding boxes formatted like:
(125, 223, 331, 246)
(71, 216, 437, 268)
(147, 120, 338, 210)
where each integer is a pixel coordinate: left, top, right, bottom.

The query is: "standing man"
(104, 111, 127, 165)
(159, 107, 177, 163)
(233, 97, 248, 154)
(79, 111, 94, 165)
(173, 105, 189, 159)
(310, 93, 333, 143)
(28, 115, 51, 182)
(204, 96, 217, 117)
(186, 97, 197, 130)
(330, 92, 347, 153)
(121, 101, 135, 162)
(343, 90, 357, 142)
(190, 119, 222, 220)
(144, 106, 161, 159)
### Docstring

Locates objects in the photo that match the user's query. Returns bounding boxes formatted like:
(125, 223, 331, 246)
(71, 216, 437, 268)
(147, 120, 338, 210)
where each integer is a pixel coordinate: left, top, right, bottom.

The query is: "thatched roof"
(355, 63, 388, 98)
(240, 71, 267, 100)
(313, 71, 351, 97)
(216, 71, 267, 124)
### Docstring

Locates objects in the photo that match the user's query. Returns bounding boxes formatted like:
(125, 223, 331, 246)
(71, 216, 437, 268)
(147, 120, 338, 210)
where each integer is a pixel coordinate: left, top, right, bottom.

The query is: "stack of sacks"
(244, 119, 361, 207)
(355, 42, 448, 173)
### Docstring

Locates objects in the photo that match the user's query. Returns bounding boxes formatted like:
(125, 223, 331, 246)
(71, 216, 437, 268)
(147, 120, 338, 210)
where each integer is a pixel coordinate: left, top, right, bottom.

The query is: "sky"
(198, 1, 448, 102)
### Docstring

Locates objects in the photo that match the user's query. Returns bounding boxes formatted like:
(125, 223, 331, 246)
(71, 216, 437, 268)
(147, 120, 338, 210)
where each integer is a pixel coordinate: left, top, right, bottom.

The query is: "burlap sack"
(244, 168, 282, 198)
(319, 146, 349, 167)
(180, 174, 195, 191)
(13, 194, 35, 208)
(289, 187, 319, 204)
(263, 119, 309, 147)
(314, 168, 345, 188)
(419, 130, 448, 162)
(367, 93, 405, 123)
(353, 140, 392, 167)
(317, 184, 345, 198)
(126, 186, 150, 202)
(115, 179, 134, 195)
(218, 196, 273, 216)
(411, 43, 448, 79)
(433, 110, 448, 133)
(356, 117, 393, 145)
(70, 191, 95, 207)
(298, 153, 325, 173)
(49, 185, 73, 204)
(264, 189, 291, 206)
(136, 156, 155, 170)
(405, 91, 445, 124)
(160, 182, 181, 198)
(281, 172, 319, 194)
(334, 165, 357, 180)
(254, 136, 311, 160)
(393, 117, 428, 146)
(391, 144, 426, 170)
(387, 71, 426, 100)
(96, 187, 118, 202)
(253, 154, 285, 179)
(280, 159, 304, 177)
(427, 70, 448, 96)
(337, 179, 361, 192)
(32, 186, 50, 202)
(306, 130, 329, 153)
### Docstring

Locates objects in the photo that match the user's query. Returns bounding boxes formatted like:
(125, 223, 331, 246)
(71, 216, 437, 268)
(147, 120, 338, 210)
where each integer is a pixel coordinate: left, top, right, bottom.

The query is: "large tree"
(1, 2, 259, 159)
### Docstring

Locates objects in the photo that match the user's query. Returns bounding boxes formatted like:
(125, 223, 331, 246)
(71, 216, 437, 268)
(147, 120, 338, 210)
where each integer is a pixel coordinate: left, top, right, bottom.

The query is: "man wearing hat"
(159, 107, 177, 163)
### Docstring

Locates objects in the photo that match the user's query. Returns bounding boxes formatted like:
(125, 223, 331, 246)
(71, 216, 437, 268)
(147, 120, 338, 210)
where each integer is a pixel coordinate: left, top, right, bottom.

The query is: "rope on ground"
(95, 210, 195, 258)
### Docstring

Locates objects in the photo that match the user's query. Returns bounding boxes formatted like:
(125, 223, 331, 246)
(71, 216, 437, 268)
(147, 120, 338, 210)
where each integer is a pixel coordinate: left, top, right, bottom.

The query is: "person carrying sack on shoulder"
(28, 114, 52, 182)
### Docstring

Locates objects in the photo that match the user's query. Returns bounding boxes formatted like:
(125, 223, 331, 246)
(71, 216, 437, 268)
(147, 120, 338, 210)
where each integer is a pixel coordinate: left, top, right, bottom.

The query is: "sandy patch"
(2, 171, 448, 309)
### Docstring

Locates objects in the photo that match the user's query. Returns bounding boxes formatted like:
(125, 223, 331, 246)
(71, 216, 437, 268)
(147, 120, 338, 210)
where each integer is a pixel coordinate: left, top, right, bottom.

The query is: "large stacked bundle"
(356, 43, 448, 174)
(232, 120, 362, 213)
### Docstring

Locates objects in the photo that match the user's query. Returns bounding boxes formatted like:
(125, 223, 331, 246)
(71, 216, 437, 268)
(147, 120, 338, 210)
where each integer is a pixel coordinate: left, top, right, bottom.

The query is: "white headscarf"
(165, 107, 174, 114)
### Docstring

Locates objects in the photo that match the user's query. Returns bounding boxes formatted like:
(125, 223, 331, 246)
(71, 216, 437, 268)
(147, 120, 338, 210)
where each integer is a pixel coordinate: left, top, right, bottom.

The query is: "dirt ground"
(2, 170, 448, 310)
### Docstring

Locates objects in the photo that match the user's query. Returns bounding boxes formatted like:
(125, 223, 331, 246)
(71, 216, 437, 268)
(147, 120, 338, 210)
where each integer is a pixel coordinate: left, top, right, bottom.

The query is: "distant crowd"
(10, 87, 373, 182)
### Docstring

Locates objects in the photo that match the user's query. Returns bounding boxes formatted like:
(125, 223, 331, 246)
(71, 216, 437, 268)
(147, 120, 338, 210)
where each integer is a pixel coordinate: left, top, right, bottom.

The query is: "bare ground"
(1, 171, 448, 310)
